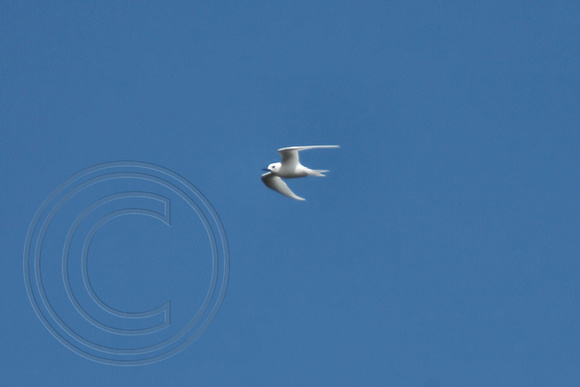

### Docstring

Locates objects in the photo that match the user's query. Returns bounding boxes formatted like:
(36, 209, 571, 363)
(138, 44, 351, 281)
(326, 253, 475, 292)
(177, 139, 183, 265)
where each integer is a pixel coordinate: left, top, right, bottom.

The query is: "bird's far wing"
(261, 172, 306, 201)
(277, 145, 340, 167)
(277, 147, 300, 167)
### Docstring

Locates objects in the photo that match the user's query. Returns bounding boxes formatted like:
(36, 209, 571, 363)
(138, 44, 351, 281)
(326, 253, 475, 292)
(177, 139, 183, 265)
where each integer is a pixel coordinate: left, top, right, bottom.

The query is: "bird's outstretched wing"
(261, 172, 306, 201)
(277, 145, 340, 167)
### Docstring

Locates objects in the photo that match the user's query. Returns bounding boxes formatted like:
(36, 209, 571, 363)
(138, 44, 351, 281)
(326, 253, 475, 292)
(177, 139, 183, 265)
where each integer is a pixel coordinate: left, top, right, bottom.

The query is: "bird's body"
(261, 145, 339, 200)
(269, 163, 323, 178)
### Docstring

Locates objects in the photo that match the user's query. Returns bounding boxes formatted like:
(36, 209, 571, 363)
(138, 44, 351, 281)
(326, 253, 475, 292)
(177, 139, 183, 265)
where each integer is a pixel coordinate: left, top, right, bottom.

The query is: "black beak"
(261, 168, 269, 171)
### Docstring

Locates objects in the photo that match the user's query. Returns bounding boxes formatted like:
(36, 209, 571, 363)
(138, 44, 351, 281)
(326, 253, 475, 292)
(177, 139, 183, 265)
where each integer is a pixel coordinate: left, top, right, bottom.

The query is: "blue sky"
(1, 1, 579, 386)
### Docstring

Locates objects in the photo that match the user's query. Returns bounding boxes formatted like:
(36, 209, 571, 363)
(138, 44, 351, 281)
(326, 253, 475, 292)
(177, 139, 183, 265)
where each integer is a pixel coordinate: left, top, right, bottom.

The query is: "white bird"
(261, 145, 339, 201)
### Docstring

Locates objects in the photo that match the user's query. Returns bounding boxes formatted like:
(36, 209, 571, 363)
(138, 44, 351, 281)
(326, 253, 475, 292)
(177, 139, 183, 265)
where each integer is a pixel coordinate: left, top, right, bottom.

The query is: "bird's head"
(262, 162, 281, 173)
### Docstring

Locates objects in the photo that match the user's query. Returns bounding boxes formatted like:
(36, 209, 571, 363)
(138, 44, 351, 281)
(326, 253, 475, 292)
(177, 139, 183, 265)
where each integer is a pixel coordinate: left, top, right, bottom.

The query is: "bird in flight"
(261, 145, 339, 201)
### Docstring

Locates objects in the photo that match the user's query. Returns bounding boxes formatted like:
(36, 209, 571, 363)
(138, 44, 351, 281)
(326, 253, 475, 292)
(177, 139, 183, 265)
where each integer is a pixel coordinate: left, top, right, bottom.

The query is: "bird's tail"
(313, 169, 329, 177)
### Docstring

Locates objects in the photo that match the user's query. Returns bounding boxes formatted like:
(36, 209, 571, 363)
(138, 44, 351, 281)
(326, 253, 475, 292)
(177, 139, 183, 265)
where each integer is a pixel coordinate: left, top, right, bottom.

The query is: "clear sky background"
(2, 1, 580, 386)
